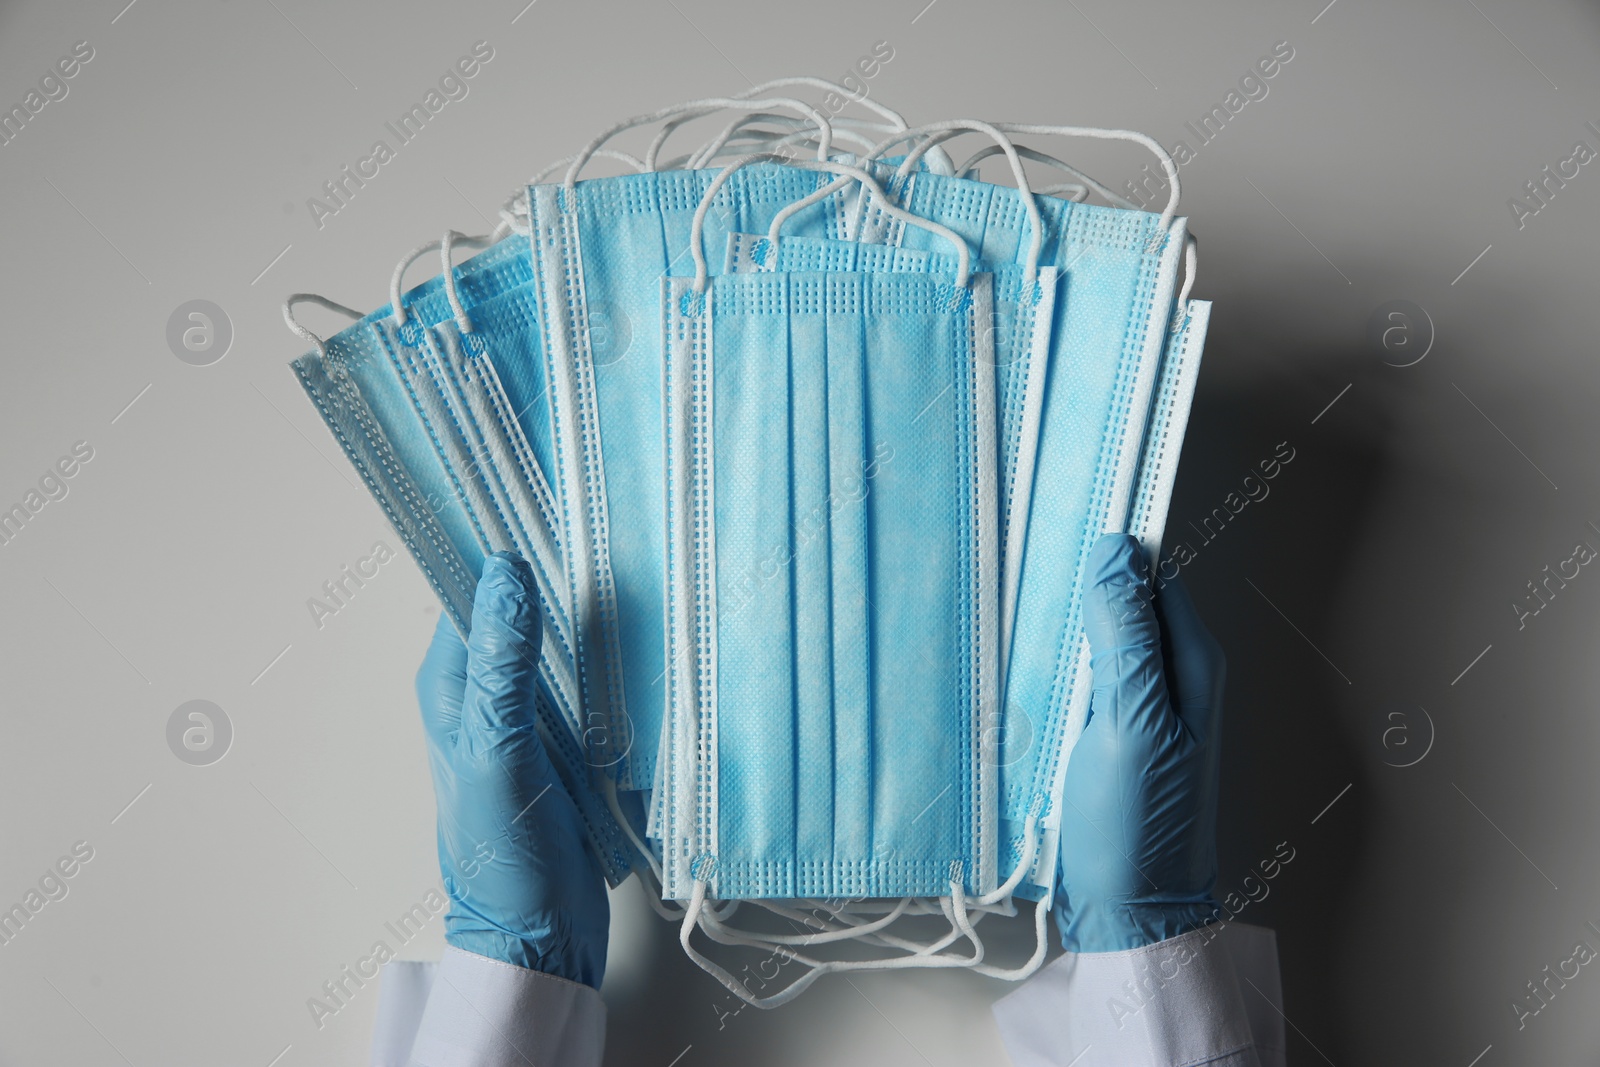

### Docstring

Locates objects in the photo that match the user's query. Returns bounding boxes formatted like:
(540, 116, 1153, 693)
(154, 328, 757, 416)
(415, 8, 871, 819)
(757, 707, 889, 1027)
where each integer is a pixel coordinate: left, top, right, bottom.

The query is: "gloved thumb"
(1081, 534, 1170, 736)
(459, 552, 545, 760)
(1082, 534, 1162, 658)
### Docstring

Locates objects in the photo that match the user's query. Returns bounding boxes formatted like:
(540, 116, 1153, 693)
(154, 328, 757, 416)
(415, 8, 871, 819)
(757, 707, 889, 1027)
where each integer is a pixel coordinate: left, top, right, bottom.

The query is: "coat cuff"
(370, 947, 606, 1067)
(991, 922, 1284, 1067)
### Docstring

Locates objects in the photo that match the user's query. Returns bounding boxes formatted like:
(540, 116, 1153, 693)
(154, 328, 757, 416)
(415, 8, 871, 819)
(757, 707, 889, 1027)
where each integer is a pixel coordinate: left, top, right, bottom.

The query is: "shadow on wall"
(1173, 294, 1400, 1063)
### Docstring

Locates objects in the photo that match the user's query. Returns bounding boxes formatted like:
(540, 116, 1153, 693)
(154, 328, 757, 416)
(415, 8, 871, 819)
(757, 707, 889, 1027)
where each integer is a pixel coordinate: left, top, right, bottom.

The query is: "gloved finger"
(460, 552, 546, 762)
(1152, 574, 1226, 741)
(416, 611, 469, 753)
(1081, 533, 1176, 743)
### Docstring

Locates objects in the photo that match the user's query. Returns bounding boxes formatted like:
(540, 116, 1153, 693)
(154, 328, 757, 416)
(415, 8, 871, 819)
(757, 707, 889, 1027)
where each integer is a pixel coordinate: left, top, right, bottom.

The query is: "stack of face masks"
(284, 79, 1209, 1007)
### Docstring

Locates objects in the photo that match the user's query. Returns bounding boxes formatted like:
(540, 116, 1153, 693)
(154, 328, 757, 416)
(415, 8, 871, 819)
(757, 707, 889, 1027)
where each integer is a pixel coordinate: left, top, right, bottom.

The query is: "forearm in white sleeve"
(991, 923, 1285, 1067)
(368, 947, 606, 1067)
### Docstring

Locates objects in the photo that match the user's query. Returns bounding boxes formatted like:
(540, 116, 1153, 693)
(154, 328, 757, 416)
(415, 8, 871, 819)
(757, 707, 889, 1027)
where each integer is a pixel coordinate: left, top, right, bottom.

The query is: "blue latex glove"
(1054, 534, 1224, 954)
(414, 552, 608, 988)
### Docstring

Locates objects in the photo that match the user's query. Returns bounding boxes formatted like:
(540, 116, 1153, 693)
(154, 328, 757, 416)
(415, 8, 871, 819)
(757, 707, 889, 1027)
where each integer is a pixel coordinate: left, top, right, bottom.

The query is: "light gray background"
(1, 0, 1596, 1063)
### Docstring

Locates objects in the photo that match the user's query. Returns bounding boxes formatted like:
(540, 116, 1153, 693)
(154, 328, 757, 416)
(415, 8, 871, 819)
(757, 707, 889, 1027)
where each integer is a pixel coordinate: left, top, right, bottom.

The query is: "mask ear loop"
(832, 813, 1042, 970)
(1174, 235, 1198, 326)
(492, 149, 652, 243)
(690, 153, 971, 292)
(389, 239, 445, 330)
(283, 293, 363, 362)
(864, 120, 1044, 289)
(679, 867, 990, 1010)
(643, 76, 913, 172)
(533, 148, 647, 184)
(821, 800, 1040, 964)
(566, 96, 835, 189)
(957, 142, 1134, 208)
(988, 122, 1182, 245)
(685, 114, 895, 170)
(439, 229, 494, 334)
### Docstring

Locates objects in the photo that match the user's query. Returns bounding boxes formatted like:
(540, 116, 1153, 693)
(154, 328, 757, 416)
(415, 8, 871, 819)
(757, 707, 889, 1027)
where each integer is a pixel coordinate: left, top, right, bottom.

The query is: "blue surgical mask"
(526, 163, 848, 790)
(723, 230, 1059, 679)
(659, 263, 1002, 901)
(286, 290, 638, 887)
(787, 131, 1194, 906)
(646, 160, 1078, 1006)
(895, 183, 1188, 904)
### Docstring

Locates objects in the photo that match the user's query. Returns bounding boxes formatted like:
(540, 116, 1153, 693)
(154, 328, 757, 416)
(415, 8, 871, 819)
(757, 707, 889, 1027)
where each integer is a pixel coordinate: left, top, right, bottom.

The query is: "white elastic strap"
(690, 153, 971, 291)
(760, 165, 977, 284)
(957, 142, 1135, 210)
(492, 149, 651, 242)
(529, 148, 647, 186)
(976, 806, 1043, 906)
(567, 96, 834, 188)
(644, 76, 910, 171)
(990, 122, 1182, 238)
(968, 894, 1052, 982)
(872, 120, 1044, 286)
(834, 813, 1039, 959)
(686, 114, 893, 170)
(687, 817, 1037, 964)
(439, 229, 493, 334)
(390, 239, 443, 329)
(679, 872, 988, 1009)
(1175, 236, 1198, 327)
(283, 293, 362, 360)
(1035, 182, 1092, 202)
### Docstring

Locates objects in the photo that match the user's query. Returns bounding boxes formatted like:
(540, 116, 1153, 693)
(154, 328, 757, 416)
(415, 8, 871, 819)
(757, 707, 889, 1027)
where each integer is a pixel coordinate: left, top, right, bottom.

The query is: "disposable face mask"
(524, 97, 940, 786)
(797, 126, 1196, 903)
(906, 150, 1191, 900)
(529, 142, 862, 791)
(660, 264, 1004, 900)
(626, 233, 1057, 853)
(724, 230, 1057, 672)
(645, 160, 1069, 1007)
(285, 291, 637, 886)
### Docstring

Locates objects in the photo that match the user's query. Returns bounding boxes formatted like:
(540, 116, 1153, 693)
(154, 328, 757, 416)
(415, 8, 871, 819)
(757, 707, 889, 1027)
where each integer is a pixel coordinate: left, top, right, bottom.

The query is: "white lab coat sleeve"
(991, 923, 1285, 1067)
(367, 946, 606, 1067)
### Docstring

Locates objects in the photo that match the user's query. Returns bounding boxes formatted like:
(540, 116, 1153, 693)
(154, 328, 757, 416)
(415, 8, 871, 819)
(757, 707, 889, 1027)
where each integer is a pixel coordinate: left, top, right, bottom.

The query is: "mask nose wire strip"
(283, 293, 363, 361)
(690, 153, 971, 291)
(567, 96, 835, 188)
(957, 142, 1134, 210)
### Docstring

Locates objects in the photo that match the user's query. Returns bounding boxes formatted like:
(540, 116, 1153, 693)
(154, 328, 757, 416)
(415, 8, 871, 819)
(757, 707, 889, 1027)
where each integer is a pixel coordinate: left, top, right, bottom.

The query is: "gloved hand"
(1054, 534, 1224, 954)
(415, 552, 609, 988)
